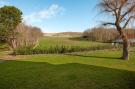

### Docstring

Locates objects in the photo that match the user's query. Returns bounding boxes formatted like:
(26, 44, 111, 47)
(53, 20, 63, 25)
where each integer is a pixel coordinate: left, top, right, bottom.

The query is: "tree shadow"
(0, 59, 5, 63)
(68, 37, 90, 42)
(0, 60, 134, 89)
(65, 53, 121, 60)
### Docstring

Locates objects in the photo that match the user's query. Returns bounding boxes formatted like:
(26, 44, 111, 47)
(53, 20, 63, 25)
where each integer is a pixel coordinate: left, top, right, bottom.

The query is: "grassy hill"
(44, 32, 82, 37)
(37, 37, 106, 49)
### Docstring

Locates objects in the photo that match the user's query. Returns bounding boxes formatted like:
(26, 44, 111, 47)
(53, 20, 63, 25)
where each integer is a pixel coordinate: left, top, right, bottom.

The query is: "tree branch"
(102, 22, 115, 26)
(123, 16, 135, 28)
(117, 0, 128, 20)
(120, 3, 135, 21)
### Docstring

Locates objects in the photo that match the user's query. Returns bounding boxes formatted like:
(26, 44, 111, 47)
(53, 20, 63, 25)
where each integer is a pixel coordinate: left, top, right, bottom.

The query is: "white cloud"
(23, 4, 64, 24)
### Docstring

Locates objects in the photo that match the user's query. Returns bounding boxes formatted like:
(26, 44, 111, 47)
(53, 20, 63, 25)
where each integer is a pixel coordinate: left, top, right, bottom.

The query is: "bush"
(14, 46, 33, 55)
(14, 44, 116, 55)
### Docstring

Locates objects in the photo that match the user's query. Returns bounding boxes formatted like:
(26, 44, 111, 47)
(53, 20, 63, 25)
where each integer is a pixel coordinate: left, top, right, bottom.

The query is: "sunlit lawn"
(0, 49, 135, 89)
(37, 37, 106, 49)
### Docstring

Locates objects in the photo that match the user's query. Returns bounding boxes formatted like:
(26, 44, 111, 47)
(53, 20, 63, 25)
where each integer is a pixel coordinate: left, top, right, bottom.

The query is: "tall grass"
(14, 45, 116, 55)
(13, 37, 121, 55)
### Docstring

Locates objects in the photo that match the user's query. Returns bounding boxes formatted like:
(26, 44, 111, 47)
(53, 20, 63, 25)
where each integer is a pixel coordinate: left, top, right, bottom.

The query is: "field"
(14, 37, 113, 55)
(37, 37, 106, 48)
(0, 37, 135, 89)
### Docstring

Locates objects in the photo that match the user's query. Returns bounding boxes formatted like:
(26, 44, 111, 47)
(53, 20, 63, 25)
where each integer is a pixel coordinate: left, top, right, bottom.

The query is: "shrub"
(14, 44, 116, 55)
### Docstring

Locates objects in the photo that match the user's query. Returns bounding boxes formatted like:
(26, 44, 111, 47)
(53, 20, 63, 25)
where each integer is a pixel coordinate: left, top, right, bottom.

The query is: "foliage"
(0, 6, 22, 49)
(14, 45, 115, 55)
(13, 37, 117, 55)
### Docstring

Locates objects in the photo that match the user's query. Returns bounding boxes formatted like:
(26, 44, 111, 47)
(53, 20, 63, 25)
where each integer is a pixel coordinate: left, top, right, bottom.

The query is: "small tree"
(0, 6, 22, 50)
(99, 0, 135, 60)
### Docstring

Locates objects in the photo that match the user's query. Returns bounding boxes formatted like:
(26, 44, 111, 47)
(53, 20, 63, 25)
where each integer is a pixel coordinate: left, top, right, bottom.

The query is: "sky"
(0, 0, 109, 33)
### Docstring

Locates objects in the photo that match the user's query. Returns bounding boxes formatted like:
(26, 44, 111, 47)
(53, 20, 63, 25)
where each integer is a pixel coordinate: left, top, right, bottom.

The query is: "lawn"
(0, 50, 135, 89)
(0, 37, 135, 89)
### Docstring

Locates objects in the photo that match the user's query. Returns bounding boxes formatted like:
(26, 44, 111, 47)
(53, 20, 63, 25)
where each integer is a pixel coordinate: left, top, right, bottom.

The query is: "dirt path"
(0, 51, 16, 60)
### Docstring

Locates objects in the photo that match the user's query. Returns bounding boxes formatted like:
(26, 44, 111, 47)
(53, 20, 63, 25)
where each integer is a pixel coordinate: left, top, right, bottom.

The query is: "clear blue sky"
(0, 0, 106, 33)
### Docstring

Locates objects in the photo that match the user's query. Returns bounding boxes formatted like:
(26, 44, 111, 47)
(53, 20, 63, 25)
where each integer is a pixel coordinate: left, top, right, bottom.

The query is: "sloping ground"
(37, 37, 106, 49)
(0, 50, 135, 89)
(55, 32, 82, 37)
(44, 32, 82, 37)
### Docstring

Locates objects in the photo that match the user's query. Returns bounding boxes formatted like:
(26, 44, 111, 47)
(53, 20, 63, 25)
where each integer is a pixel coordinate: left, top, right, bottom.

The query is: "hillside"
(44, 32, 82, 37)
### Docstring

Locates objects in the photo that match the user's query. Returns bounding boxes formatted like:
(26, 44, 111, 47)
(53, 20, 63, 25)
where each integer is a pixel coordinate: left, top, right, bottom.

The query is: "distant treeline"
(83, 28, 135, 42)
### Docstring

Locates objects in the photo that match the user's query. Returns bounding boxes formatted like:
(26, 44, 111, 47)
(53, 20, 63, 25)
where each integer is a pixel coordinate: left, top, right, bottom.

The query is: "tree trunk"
(120, 30, 129, 60)
(11, 39, 17, 49)
(122, 40, 129, 60)
(8, 39, 17, 50)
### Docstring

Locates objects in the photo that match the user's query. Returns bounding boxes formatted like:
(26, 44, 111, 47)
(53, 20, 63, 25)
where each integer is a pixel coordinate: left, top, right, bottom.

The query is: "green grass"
(14, 37, 114, 55)
(0, 37, 135, 89)
(37, 37, 106, 49)
(0, 43, 9, 51)
(0, 50, 135, 89)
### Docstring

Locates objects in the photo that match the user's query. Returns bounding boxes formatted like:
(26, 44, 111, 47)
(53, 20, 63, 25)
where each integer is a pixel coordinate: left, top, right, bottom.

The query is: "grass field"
(0, 37, 135, 89)
(37, 37, 106, 48)
(14, 37, 113, 55)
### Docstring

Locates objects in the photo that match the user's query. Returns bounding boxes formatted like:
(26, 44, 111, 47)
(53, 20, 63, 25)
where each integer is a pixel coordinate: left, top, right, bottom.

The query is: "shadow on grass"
(0, 59, 5, 63)
(65, 54, 121, 60)
(0, 60, 134, 89)
(69, 37, 90, 42)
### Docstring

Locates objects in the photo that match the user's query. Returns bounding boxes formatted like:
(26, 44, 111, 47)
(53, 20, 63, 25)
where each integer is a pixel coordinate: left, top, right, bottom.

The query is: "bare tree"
(99, 0, 135, 60)
(83, 28, 119, 42)
(15, 23, 43, 48)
